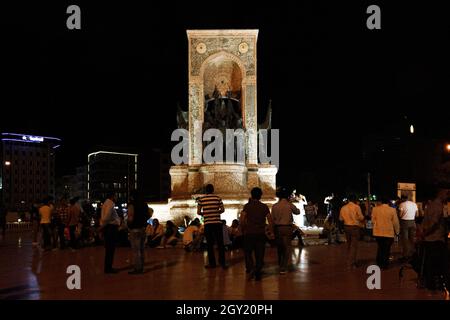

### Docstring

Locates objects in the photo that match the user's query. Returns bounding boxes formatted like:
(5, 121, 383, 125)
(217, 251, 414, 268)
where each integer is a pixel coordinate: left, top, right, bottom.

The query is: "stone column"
(188, 79, 203, 193)
(244, 80, 258, 165)
(188, 80, 203, 166)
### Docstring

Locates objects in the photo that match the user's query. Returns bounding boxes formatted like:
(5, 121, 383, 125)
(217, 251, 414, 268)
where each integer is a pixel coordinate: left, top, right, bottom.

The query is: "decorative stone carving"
(238, 42, 249, 54)
(188, 30, 258, 77)
(196, 42, 207, 54)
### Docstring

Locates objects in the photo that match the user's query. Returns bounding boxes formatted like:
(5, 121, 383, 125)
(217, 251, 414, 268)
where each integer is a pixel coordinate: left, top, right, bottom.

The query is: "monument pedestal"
(169, 163, 277, 225)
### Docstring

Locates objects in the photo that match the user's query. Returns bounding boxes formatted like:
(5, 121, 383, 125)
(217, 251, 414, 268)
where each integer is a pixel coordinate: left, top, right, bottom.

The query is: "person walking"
(55, 198, 69, 249)
(127, 190, 151, 274)
(339, 194, 365, 269)
(240, 187, 273, 281)
(271, 187, 300, 274)
(371, 197, 400, 269)
(39, 197, 55, 251)
(398, 195, 418, 261)
(421, 187, 449, 291)
(101, 193, 121, 274)
(197, 184, 227, 269)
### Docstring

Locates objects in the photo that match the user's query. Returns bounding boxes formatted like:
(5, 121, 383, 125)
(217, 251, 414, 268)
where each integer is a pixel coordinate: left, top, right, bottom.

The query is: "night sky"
(1, 1, 449, 199)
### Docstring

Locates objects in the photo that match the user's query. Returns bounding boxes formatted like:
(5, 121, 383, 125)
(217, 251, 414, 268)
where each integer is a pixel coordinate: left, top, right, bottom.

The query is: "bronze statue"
(176, 103, 188, 130)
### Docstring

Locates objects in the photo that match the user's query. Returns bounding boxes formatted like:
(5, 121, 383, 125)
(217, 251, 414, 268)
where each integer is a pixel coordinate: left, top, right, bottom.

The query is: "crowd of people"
(29, 196, 99, 251)
(14, 182, 450, 293)
(321, 187, 449, 292)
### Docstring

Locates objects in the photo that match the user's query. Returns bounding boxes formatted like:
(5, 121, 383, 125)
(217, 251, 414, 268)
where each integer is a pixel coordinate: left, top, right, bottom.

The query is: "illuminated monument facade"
(168, 30, 277, 224)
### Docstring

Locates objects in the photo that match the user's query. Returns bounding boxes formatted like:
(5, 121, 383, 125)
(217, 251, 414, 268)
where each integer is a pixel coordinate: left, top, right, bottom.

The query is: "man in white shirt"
(398, 195, 418, 260)
(101, 192, 120, 274)
(339, 195, 365, 268)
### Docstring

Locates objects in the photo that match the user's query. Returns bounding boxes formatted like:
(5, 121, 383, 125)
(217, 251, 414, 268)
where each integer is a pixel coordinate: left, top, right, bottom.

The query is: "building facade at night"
(0, 133, 61, 211)
(55, 165, 88, 202)
(87, 151, 138, 205)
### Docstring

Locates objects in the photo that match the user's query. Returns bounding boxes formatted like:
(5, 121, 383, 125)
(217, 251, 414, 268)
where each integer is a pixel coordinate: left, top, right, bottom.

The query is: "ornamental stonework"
(190, 37, 256, 77)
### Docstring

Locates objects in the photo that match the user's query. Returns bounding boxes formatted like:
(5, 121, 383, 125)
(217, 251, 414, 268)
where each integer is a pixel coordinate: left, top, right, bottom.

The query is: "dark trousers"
(204, 223, 226, 267)
(58, 223, 66, 249)
(292, 229, 305, 246)
(400, 220, 416, 259)
(305, 214, 315, 227)
(129, 228, 146, 272)
(423, 241, 449, 290)
(147, 235, 162, 248)
(275, 225, 293, 272)
(104, 224, 118, 272)
(69, 225, 77, 248)
(244, 234, 266, 276)
(232, 235, 244, 249)
(51, 224, 58, 248)
(41, 224, 51, 249)
(344, 225, 361, 267)
(375, 236, 394, 269)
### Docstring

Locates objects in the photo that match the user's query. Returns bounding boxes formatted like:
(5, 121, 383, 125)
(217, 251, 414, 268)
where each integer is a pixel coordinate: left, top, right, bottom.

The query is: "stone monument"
(169, 30, 277, 224)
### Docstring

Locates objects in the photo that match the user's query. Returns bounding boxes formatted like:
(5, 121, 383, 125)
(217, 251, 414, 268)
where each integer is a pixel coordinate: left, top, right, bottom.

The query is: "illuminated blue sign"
(22, 135, 44, 142)
(1, 133, 61, 146)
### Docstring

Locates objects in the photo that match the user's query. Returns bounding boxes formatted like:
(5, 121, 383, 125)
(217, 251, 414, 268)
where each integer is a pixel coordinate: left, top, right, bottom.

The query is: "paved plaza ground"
(0, 231, 446, 300)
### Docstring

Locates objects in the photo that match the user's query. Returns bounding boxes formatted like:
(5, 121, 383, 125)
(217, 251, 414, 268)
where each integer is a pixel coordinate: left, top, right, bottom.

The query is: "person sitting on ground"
(146, 218, 164, 248)
(222, 220, 232, 250)
(322, 215, 337, 245)
(229, 219, 243, 249)
(183, 219, 202, 252)
(158, 220, 179, 248)
(180, 215, 191, 233)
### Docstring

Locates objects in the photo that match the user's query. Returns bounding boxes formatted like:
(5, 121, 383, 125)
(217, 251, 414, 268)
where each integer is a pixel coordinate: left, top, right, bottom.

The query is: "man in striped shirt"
(197, 184, 227, 269)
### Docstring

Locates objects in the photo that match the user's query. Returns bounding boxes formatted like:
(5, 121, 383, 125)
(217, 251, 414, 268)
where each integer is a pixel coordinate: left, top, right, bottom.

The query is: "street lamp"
(4, 161, 11, 166)
(446, 144, 450, 152)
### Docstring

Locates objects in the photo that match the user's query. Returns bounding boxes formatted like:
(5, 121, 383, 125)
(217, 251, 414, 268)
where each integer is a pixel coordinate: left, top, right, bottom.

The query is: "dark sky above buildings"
(1, 1, 449, 197)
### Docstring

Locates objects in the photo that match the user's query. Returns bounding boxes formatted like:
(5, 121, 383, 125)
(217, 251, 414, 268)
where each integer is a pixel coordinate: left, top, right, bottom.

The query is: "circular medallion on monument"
(238, 42, 249, 54)
(196, 42, 207, 54)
